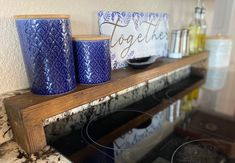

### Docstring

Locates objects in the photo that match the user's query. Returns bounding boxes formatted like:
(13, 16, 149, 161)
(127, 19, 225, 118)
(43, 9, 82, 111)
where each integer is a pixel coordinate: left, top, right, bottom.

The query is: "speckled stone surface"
(0, 141, 71, 163)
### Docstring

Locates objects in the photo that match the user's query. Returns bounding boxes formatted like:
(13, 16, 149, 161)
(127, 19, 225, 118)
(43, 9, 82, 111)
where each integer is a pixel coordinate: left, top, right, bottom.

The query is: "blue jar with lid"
(73, 35, 111, 84)
(15, 15, 76, 95)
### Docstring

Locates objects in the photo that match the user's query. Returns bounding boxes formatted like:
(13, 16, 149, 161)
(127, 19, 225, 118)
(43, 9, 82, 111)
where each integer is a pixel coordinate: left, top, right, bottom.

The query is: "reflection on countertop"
(199, 66, 235, 117)
(1, 66, 235, 162)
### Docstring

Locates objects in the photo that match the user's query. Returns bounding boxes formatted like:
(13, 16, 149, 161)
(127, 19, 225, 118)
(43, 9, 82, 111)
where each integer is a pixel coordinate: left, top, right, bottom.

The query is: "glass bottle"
(189, 7, 201, 55)
(199, 7, 207, 51)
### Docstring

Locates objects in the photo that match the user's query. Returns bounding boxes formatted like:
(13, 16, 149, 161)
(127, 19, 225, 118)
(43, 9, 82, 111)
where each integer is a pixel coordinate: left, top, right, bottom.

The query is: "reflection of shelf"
(51, 75, 205, 162)
(3, 52, 208, 154)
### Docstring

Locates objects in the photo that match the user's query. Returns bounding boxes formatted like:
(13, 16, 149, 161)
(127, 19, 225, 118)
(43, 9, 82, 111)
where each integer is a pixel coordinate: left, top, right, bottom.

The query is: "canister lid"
(72, 35, 110, 41)
(171, 29, 181, 35)
(14, 14, 70, 19)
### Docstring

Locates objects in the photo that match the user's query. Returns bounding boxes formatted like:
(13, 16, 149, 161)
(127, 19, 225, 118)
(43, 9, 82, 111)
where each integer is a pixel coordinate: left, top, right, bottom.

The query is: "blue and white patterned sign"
(98, 11, 169, 69)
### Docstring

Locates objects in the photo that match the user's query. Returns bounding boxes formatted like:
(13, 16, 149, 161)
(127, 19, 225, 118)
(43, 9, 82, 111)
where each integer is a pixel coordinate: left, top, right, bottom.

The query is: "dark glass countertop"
(51, 68, 235, 163)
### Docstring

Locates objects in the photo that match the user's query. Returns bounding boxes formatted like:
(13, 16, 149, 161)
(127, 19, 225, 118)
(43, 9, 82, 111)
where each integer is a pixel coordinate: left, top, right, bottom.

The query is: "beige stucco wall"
(229, 3, 235, 65)
(0, 0, 215, 94)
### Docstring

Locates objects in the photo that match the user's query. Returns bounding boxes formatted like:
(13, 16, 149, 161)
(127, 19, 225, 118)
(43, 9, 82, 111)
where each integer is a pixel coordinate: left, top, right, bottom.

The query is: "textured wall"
(0, 0, 215, 94)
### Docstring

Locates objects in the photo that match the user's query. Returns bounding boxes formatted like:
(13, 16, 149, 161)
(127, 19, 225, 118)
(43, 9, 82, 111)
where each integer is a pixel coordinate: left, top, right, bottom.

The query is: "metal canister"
(180, 29, 190, 57)
(169, 30, 182, 59)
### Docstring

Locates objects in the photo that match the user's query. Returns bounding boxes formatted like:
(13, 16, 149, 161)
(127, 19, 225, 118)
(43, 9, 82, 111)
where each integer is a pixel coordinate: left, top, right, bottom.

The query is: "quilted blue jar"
(73, 35, 111, 84)
(15, 15, 76, 95)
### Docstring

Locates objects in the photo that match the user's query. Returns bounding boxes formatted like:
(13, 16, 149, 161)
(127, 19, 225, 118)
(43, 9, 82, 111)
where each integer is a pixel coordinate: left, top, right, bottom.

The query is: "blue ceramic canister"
(73, 35, 111, 84)
(15, 15, 76, 95)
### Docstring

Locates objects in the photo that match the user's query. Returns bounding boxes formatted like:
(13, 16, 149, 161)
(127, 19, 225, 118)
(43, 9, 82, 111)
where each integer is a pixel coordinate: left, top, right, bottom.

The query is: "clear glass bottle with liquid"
(199, 7, 207, 51)
(189, 7, 201, 55)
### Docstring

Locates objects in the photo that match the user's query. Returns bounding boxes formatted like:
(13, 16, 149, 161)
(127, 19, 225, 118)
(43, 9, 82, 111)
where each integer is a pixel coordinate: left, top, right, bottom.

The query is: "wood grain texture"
(5, 105, 46, 153)
(72, 35, 110, 41)
(4, 52, 208, 123)
(3, 52, 208, 154)
(14, 14, 70, 19)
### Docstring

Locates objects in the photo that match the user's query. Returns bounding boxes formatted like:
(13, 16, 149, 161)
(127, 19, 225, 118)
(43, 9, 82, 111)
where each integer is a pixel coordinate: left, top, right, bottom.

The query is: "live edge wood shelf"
(3, 52, 208, 154)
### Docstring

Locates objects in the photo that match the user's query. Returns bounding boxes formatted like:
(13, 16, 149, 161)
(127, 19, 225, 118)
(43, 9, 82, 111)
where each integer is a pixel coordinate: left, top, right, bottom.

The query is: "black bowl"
(126, 56, 158, 69)
(128, 56, 151, 63)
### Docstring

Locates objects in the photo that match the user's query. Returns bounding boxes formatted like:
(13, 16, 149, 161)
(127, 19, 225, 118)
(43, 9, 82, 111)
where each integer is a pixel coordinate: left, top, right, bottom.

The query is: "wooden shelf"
(3, 51, 208, 154)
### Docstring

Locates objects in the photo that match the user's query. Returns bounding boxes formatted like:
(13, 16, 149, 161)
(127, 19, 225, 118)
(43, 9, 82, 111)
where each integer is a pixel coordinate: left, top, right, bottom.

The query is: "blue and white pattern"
(113, 111, 166, 158)
(16, 18, 76, 95)
(73, 39, 111, 84)
(98, 11, 169, 69)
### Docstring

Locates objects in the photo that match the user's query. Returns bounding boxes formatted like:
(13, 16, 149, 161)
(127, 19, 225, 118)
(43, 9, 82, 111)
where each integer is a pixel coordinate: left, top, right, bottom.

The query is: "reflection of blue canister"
(73, 35, 111, 84)
(15, 15, 76, 95)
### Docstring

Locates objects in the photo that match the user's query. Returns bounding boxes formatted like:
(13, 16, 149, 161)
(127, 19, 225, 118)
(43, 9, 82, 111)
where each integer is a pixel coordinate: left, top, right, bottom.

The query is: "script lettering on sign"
(98, 11, 169, 69)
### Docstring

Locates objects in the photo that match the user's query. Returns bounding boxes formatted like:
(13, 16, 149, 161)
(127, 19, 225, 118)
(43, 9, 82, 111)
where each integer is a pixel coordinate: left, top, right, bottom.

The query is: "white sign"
(98, 11, 169, 69)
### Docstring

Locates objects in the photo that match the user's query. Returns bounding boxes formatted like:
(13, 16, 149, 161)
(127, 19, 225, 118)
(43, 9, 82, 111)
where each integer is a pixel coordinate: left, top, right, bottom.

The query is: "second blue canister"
(15, 15, 76, 95)
(73, 35, 111, 84)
